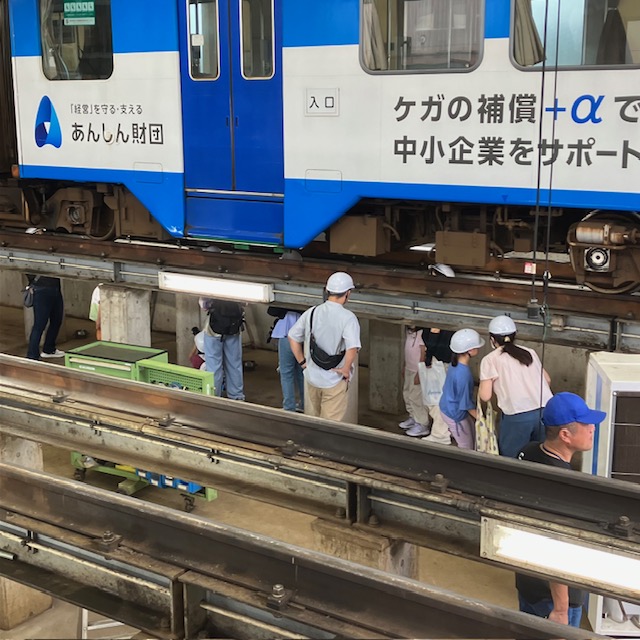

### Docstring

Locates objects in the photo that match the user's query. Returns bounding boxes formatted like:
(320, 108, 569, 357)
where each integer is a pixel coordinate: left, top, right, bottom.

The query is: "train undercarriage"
(1, 177, 638, 295)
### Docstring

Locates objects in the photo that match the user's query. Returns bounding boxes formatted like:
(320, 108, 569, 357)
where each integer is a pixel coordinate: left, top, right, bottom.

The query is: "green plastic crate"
(137, 359, 215, 395)
(65, 341, 168, 380)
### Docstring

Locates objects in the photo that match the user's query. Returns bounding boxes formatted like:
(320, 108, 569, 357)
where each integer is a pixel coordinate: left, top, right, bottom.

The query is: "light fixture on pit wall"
(158, 272, 274, 303)
(481, 518, 640, 600)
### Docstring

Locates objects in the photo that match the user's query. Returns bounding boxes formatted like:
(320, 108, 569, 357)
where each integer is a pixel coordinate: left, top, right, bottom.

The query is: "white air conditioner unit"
(585, 352, 640, 637)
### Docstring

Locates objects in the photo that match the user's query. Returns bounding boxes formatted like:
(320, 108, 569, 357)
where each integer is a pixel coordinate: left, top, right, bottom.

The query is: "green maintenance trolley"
(65, 341, 168, 379)
(136, 359, 215, 395)
(67, 341, 217, 511)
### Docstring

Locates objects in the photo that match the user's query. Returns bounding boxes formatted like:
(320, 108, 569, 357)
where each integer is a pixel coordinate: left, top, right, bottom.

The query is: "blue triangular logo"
(35, 96, 62, 148)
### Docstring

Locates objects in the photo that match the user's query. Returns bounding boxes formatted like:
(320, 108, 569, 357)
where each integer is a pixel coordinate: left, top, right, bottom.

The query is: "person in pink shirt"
(479, 316, 552, 457)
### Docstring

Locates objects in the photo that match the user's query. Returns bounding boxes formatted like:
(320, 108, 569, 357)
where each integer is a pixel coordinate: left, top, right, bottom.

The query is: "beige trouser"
(426, 406, 452, 443)
(306, 379, 349, 422)
(404, 367, 450, 443)
(403, 367, 431, 425)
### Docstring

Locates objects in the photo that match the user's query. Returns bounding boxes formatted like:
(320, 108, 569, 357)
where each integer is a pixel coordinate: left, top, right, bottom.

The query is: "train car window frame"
(360, 0, 484, 74)
(512, 0, 640, 70)
(40, 0, 114, 81)
(240, 0, 275, 80)
(188, 0, 221, 81)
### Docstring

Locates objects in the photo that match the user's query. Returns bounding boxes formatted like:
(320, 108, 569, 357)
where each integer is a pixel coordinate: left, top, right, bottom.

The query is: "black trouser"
(27, 286, 64, 359)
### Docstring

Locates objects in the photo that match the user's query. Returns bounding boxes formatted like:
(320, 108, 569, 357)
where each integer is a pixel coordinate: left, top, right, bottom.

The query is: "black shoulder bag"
(309, 306, 346, 370)
(22, 276, 40, 308)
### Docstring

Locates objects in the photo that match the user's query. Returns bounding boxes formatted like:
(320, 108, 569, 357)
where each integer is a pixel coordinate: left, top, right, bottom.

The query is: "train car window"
(40, 0, 113, 80)
(361, 0, 482, 72)
(188, 0, 220, 80)
(240, 0, 274, 79)
(514, 0, 640, 67)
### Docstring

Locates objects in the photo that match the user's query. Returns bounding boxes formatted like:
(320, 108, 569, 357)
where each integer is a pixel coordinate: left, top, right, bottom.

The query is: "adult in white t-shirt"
(288, 272, 361, 422)
(479, 315, 552, 457)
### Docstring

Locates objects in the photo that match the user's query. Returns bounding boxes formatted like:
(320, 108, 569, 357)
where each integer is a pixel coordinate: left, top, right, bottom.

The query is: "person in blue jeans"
(271, 310, 304, 412)
(26, 276, 65, 360)
(200, 298, 245, 400)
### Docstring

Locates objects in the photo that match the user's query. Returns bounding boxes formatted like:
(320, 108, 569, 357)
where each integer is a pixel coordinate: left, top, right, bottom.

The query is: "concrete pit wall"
(0, 271, 592, 397)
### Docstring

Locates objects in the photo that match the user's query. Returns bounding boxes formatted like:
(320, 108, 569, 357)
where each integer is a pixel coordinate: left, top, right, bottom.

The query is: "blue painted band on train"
(10, 0, 179, 58)
(20, 165, 185, 235)
(283, 177, 640, 248)
(283, 0, 359, 48)
(11, 0, 509, 57)
(283, 0, 509, 48)
(485, 0, 510, 39)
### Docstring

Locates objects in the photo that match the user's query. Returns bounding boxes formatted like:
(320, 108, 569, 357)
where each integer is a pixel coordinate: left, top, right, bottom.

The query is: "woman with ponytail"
(479, 316, 552, 457)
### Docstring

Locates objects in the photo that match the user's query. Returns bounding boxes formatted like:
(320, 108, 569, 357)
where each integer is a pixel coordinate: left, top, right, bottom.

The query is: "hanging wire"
(529, 0, 551, 306)
(538, 0, 563, 405)
(528, 0, 563, 412)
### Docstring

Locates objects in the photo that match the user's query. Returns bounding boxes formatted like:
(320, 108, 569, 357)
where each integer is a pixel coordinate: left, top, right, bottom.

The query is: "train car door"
(179, 0, 283, 196)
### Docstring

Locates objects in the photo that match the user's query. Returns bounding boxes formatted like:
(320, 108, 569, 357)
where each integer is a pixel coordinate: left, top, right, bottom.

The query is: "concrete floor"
(0, 305, 519, 638)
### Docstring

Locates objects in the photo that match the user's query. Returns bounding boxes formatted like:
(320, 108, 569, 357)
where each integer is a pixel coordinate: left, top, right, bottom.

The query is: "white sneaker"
(398, 417, 416, 429)
(41, 349, 65, 358)
(406, 423, 430, 437)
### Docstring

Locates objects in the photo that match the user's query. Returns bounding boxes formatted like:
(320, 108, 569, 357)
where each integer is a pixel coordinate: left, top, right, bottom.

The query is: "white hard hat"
(194, 331, 205, 353)
(326, 272, 355, 294)
(450, 329, 485, 354)
(489, 315, 517, 336)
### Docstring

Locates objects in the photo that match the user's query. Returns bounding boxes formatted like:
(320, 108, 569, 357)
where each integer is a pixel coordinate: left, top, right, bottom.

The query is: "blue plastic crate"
(136, 469, 166, 488)
(172, 478, 203, 494)
(136, 470, 201, 493)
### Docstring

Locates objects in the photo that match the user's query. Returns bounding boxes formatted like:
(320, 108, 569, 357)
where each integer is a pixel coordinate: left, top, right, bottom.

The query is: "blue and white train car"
(9, 0, 283, 243)
(7, 0, 640, 291)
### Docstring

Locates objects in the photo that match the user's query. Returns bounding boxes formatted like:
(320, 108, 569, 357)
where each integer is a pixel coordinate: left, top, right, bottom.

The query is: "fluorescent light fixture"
(481, 518, 640, 600)
(159, 272, 274, 303)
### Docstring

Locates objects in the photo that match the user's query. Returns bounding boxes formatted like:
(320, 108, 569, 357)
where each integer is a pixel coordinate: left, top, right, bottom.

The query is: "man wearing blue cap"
(516, 392, 606, 627)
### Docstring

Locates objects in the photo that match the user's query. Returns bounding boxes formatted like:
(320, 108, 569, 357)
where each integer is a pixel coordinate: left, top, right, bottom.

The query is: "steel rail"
(0, 229, 638, 325)
(0, 463, 608, 640)
(2, 355, 637, 529)
(0, 355, 638, 601)
(5, 384, 640, 603)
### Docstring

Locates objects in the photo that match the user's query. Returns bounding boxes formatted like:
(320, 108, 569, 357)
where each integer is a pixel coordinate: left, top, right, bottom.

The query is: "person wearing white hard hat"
(479, 315, 552, 457)
(438, 328, 485, 449)
(288, 272, 361, 422)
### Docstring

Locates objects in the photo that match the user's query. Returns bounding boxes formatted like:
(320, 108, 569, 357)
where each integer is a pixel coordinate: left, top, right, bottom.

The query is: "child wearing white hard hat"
(438, 329, 485, 449)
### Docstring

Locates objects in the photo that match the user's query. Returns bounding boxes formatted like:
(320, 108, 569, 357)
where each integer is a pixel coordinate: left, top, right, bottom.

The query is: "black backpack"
(208, 300, 244, 337)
